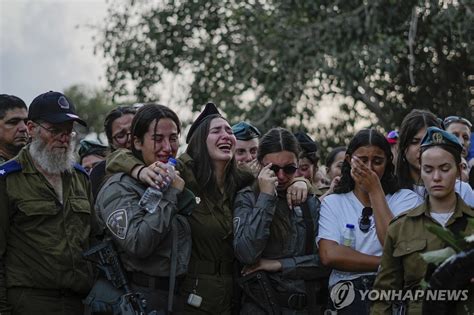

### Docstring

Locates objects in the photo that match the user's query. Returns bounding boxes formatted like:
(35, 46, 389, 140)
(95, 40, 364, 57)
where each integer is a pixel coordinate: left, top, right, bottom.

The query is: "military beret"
(294, 131, 318, 153)
(78, 139, 108, 160)
(420, 126, 463, 153)
(186, 103, 220, 143)
(231, 122, 261, 141)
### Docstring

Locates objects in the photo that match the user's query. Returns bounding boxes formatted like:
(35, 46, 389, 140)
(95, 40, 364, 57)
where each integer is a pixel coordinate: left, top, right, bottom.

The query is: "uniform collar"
(17, 145, 40, 174)
(407, 194, 474, 218)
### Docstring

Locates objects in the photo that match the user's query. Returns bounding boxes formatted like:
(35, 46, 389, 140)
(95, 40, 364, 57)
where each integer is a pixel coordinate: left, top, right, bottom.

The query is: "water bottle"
(139, 158, 177, 214)
(342, 224, 356, 248)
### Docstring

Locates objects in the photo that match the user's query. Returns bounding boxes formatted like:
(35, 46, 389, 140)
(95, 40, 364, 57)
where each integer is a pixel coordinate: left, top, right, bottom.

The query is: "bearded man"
(0, 91, 95, 314)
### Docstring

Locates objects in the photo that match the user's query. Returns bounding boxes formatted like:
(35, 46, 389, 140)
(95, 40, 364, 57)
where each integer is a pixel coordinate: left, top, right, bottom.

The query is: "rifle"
(83, 240, 158, 315)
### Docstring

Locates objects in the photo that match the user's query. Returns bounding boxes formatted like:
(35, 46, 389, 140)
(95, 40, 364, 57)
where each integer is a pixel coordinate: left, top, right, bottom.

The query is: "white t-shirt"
(430, 212, 454, 227)
(317, 189, 422, 287)
(413, 180, 474, 207)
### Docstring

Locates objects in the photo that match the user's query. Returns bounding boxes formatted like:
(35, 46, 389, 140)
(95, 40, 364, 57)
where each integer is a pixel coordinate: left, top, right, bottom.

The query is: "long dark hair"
(397, 109, 440, 189)
(130, 103, 180, 162)
(335, 129, 399, 195)
(325, 146, 347, 168)
(257, 127, 300, 245)
(186, 114, 253, 201)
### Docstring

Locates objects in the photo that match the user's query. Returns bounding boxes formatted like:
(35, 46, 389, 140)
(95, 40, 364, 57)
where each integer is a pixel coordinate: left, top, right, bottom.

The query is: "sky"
(0, 0, 346, 132)
(0, 0, 108, 105)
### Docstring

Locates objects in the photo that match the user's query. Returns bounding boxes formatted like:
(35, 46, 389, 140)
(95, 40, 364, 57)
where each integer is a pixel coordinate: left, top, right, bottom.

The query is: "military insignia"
(195, 197, 201, 204)
(58, 96, 70, 109)
(233, 217, 241, 232)
(432, 132, 443, 144)
(0, 160, 22, 177)
(106, 209, 128, 240)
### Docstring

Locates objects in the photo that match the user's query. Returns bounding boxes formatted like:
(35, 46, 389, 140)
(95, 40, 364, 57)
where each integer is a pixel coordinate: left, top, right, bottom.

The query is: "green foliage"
(420, 246, 456, 265)
(63, 84, 114, 137)
(97, 0, 473, 155)
(426, 223, 466, 252)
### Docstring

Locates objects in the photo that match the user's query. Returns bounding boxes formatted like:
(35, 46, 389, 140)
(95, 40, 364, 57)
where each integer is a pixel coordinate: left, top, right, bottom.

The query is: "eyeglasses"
(443, 116, 472, 129)
(112, 131, 131, 144)
(36, 122, 75, 138)
(269, 164, 298, 175)
(359, 207, 373, 233)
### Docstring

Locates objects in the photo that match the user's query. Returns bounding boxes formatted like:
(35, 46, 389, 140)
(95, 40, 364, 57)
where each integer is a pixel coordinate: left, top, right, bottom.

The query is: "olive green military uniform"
(0, 146, 94, 314)
(106, 150, 254, 314)
(371, 195, 474, 315)
(177, 153, 240, 314)
(0, 156, 7, 165)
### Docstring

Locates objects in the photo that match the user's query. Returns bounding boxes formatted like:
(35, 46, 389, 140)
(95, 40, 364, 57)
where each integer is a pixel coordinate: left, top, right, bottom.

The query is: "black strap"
(300, 202, 315, 254)
(300, 200, 321, 315)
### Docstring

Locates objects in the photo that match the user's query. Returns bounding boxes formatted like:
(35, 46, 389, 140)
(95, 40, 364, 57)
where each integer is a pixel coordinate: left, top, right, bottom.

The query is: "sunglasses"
(443, 116, 472, 128)
(269, 164, 298, 175)
(359, 207, 373, 233)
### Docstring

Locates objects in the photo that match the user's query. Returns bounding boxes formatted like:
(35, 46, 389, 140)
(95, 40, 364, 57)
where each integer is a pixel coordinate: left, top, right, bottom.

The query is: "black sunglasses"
(359, 207, 373, 233)
(269, 164, 298, 175)
(443, 116, 472, 128)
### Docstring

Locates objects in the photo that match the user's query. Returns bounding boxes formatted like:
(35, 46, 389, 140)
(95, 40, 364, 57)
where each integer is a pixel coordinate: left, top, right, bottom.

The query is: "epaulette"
(390, 210, 409, 224)
(0, 160, 22, 178)
(74, 163, 89, 177)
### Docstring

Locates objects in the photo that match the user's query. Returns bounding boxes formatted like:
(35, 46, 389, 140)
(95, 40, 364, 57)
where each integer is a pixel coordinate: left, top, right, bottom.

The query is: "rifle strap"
(300, 200, 320, 315)
(168, 220, 178, 313)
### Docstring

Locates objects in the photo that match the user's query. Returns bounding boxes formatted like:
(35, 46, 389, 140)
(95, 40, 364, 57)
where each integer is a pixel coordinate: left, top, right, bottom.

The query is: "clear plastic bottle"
(139, 158, 177, 214)
(342, 223, 356, 248)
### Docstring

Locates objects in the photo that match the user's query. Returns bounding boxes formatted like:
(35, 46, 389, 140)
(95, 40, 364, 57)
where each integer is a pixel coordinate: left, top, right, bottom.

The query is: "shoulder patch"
(390, 211, 408, 224)
(74, 163, 89, 176)
(106, 209, 128, 240)
(0, 160, 22, 177)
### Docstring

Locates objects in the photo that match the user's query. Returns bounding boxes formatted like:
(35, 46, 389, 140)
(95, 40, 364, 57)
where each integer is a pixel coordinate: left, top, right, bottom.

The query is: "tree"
(63, 84, 114, 138)
(97, 0, 472, 155)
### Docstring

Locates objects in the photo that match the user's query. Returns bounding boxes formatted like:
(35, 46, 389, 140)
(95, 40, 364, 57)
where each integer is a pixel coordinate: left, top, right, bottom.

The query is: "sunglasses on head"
(269, 164, 298, 175)
(443, 116, 472, 128)
(359, 207, 373, 233)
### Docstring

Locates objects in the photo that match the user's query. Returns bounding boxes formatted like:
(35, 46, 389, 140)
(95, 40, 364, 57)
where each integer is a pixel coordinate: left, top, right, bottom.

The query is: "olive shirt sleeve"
(105, 149, 141, 175)
(370, 223, 403, 315)
(96, 177, 181, 258)
(0, 179, 11, 312)
(233, 189, 277, 265)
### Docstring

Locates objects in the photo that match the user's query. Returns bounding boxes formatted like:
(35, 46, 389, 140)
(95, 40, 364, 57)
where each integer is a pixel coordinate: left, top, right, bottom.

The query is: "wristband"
(136, 166, 146, 181)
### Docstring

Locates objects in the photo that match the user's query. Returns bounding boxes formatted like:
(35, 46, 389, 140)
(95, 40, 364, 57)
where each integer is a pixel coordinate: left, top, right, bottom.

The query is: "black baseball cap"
(28, 91, 87, 126)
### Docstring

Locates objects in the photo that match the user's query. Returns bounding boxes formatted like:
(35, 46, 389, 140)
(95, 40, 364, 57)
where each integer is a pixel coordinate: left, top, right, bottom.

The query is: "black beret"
(186, 103, 220, 143)
(294, 131, 318, 153)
